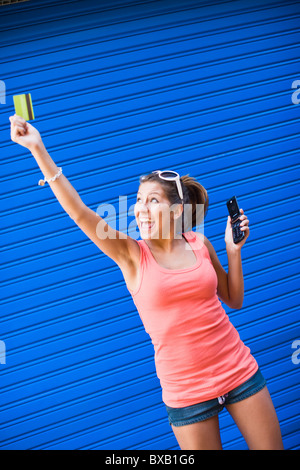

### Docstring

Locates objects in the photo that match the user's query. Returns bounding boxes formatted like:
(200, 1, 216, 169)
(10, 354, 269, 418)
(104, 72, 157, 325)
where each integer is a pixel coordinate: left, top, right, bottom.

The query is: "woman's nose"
(137, 201, 151, 211)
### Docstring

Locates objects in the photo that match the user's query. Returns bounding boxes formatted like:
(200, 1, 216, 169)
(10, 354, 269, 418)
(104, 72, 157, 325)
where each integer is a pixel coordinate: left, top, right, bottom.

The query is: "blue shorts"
(165, 368, 267, 427)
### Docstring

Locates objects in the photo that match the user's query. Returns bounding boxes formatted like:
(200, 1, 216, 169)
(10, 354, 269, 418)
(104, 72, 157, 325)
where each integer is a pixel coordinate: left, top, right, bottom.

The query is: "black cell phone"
(226, 196, 245, 244)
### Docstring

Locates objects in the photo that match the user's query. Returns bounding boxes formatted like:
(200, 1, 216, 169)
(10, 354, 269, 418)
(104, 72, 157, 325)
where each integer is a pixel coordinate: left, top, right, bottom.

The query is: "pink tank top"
(126, 231, 258, 407)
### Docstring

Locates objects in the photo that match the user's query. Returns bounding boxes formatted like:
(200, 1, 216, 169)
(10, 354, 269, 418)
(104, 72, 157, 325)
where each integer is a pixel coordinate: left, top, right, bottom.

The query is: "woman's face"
(134, 181, 177, 239)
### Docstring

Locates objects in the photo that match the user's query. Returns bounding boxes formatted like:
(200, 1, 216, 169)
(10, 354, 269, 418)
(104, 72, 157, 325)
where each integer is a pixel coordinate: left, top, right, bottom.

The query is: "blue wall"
(0, 0, 299, 449)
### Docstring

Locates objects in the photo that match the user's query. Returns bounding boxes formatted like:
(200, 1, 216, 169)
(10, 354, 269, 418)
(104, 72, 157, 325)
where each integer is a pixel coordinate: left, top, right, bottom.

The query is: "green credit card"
(13, 93, 35, 121)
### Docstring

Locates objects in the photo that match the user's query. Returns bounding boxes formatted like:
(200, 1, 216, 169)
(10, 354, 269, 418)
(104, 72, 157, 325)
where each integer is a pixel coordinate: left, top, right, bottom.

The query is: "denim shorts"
(165, 368, 267, 427)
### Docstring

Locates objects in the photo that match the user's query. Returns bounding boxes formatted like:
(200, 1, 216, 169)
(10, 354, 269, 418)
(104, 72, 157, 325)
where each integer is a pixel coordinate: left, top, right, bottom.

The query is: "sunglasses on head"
(140, 170, 184, 202)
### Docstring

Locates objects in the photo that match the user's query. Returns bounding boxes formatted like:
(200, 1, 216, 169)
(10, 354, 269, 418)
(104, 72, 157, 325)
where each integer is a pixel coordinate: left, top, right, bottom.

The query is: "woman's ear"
(170, 202, 183, 220)
(176, 203, 184, 219)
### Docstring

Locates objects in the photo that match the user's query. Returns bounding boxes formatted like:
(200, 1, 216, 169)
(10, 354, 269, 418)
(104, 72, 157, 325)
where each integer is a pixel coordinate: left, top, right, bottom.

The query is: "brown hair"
(138, 172, 209, 232)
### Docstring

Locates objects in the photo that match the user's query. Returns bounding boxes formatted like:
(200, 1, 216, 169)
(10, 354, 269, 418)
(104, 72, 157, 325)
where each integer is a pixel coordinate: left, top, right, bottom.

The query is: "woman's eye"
(136, 197, 159, 203)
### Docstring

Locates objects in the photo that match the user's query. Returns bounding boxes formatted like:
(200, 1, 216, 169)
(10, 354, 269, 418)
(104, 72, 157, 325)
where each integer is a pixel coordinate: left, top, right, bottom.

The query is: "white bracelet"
(38, 167, 63, 186)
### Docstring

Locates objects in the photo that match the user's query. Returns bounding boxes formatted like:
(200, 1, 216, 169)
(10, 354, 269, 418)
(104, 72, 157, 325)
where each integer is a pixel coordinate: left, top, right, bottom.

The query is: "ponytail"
(180, 174, 209, 232)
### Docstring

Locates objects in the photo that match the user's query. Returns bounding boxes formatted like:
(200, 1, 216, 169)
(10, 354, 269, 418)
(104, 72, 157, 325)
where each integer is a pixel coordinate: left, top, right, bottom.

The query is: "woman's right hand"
(9, 114, 43, 152)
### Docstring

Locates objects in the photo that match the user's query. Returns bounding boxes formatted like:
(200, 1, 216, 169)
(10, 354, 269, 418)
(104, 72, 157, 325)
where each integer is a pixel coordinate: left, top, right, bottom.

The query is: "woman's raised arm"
(9, 115, 138, 267)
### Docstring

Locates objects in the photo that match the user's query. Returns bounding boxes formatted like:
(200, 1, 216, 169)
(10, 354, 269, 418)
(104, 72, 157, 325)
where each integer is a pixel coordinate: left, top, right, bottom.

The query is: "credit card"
(13, 93, 35, 121)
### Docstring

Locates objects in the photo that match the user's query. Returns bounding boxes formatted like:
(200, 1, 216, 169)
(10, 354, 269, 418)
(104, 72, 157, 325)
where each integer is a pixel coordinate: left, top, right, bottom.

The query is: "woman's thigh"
(171, 414, 223, 450)
(225, 386, 284, 450)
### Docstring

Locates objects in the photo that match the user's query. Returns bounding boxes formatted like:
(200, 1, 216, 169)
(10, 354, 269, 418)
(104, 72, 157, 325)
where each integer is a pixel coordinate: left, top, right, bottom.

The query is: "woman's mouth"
(140, 220, 155, 230)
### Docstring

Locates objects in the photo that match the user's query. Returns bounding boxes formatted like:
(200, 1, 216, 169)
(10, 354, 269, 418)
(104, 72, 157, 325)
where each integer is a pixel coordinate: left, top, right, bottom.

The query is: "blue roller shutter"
(0, 0, 299, 450)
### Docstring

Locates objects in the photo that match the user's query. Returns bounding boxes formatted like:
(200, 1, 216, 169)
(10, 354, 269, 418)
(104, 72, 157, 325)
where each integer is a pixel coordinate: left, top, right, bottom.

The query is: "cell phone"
(226, 196, 245, 244)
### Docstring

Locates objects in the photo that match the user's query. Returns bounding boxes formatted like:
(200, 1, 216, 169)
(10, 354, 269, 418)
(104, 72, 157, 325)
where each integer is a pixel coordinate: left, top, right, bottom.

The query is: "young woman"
(9, 115, 284, 450)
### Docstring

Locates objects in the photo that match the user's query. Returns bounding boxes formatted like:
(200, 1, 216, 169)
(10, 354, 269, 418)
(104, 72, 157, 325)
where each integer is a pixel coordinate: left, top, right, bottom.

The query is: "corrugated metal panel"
(0, 0, 299, 450)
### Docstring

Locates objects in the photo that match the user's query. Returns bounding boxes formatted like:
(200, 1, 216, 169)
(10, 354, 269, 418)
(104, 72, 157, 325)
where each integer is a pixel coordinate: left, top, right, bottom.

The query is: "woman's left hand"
(225, 208, 250, 251)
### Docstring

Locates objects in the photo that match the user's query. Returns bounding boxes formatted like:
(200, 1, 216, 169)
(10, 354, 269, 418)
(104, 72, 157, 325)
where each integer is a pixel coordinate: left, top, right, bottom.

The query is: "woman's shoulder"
(190, 230, 208, 245)
(118, 235, 142, 271)
(192, 231, 214, 256)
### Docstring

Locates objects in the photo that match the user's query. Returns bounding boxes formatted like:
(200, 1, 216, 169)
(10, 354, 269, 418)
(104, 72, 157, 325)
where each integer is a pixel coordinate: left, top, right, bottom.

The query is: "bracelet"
(38, 167, 63, 186)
